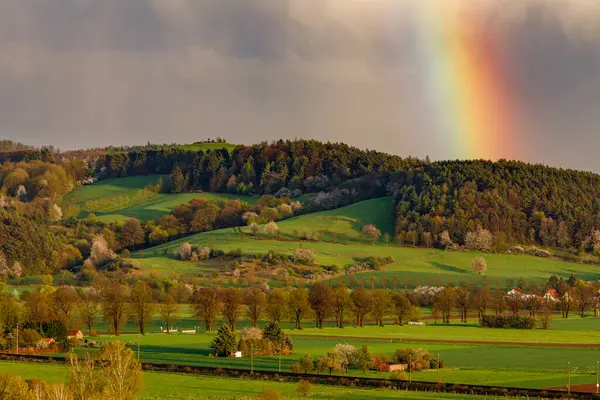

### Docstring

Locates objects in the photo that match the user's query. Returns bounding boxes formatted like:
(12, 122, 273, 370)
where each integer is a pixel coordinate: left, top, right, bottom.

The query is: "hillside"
(134, 198, 597, 285)
(63, 175, 258, 222)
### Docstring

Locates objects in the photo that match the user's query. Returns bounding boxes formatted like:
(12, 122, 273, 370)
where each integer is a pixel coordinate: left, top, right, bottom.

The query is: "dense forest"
(389, 160, 600, 252)
(2, 138, 600, 277)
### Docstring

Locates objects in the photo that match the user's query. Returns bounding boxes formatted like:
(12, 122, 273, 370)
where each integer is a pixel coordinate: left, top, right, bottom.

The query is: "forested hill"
(390, 160, 600, 251)
(98, 140, 600, 251)
(3, 138, 600, 257)
(100, 140, 418, 193)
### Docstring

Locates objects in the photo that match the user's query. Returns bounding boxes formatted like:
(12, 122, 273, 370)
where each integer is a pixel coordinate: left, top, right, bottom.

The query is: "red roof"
(546, 290, 560, 300)
(41, 338, 55, 343)
(67, 330, 82, 335)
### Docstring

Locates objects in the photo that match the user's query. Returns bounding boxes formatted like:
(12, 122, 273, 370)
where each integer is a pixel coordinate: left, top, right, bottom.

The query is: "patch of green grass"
(277, 197, 395, 241)
(61, 331, 600, 390)
(0, 361, 488, 399)
(64, 176, 258, 222)
(136, 225, 600, 284)
(286, 320, 600, 344)
(179, 142, 238, 153)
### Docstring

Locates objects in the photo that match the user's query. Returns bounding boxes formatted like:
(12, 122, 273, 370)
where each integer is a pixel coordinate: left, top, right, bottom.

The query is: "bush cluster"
(481, 314, 535, 329)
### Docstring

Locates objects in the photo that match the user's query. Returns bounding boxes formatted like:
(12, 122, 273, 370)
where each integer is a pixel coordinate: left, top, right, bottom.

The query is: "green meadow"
(0, 361, 489, 400)
(135, 199, 599, 284)
(64, 175, 258, 223)
(59, 327, 600, 390)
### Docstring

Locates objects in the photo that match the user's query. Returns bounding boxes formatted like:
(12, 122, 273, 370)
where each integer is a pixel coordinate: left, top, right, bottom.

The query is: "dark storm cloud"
(0, 0, 599, 171)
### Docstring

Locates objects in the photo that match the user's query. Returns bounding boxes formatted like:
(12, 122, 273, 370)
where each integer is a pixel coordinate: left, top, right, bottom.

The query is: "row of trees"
(0, 281, 182, 339)
(6, 271, 593, 344)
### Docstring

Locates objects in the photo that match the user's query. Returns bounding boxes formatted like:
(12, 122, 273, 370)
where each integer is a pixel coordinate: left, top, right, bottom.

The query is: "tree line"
(1, 272, 596, 353)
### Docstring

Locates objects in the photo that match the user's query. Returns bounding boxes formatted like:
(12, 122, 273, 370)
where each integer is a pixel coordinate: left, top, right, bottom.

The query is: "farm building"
(67, 330, 84, 340)
(543, 289, 560, 302)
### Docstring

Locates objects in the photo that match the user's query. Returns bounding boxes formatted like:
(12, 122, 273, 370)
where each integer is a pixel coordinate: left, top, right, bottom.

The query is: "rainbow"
(416, 5, 517, 161)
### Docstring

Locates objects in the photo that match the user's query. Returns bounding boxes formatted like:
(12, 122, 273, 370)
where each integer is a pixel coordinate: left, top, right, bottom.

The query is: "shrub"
(196, 246, 211, 260)
(178, 242, 192, 261)
(210, 249, 225, 258)
(481, 314, 535, 329)
(227, 248, 244, 258)
(366, 256, 394, 271)
(296, 379, 312, 397)
(394, 348, 437, 371)
(293, 248, 316, 265)
(389, 371, 407, 380)
(19, 329, 42, 348)
(258, 388, 280, 400)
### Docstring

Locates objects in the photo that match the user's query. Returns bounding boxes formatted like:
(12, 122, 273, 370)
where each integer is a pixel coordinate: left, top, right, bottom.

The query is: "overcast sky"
(0, 0, 599, 171)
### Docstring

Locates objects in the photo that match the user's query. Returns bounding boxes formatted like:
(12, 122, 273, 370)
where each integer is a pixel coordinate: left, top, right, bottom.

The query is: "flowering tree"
(471, 257, 488, 275)
(265, 221, 280, 237)
(362, 224, 382, 245)
(240, 327, 263, 373)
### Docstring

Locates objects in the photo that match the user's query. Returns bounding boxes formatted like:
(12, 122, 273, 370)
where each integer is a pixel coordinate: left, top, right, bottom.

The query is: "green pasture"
(286, 319, 600, 344)
(277, 197, 395, 240)
(0, 361, 487, 399)
(68, 331, 600, 390)
(64, 175, 258, 222)
(135, 228, 600, 284)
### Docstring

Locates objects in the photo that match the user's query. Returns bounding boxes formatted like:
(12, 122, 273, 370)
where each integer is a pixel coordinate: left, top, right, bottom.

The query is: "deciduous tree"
(221, 288, 243, 331)
(287, 288, 310, 330)
(192, 287, 221, 332)
(159, 293, 180, 333)
(129, 282, 156, 335)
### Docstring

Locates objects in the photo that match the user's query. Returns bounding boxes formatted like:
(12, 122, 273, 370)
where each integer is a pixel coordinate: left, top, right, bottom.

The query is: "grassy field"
(63, 329, 600, 390)
(64, 175, 258, 222)
(276, 197, 395, 240)
(135, 229, 599, 286)
(286, 319, 600, 344)
(0, 361, 488, 399)
(180, 142, 238, 152)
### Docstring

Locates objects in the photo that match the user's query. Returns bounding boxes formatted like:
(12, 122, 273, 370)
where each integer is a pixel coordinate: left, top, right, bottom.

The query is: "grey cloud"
(0, 0, 599, 171)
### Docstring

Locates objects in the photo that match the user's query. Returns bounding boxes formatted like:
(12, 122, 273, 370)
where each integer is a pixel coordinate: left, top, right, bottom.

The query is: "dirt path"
(546, 384, 600, 394)
(289, 333, 600, 348)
